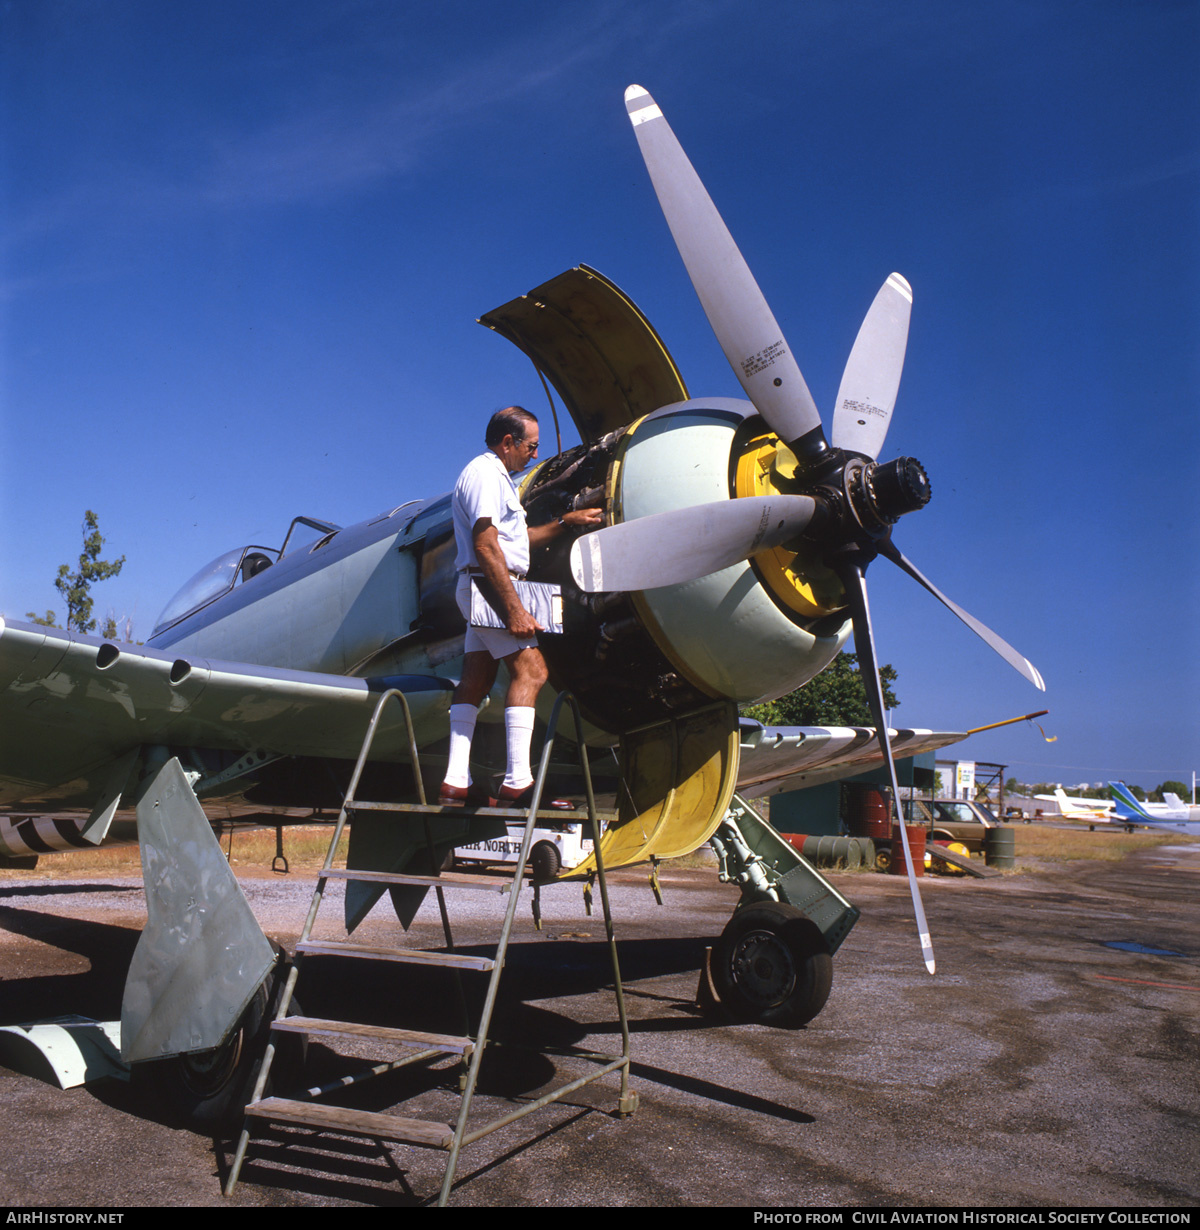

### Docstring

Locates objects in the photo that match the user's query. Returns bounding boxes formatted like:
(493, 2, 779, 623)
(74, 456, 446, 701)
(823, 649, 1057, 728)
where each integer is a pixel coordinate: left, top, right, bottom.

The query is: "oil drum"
(845, 784, 891, 840)
(887, 824, 927, 876)
(985, 826, 1015, 869)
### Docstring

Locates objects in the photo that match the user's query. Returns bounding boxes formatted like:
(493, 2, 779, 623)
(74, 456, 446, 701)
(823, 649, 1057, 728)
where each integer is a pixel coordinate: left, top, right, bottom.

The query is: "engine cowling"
(525, 398, 851, 733)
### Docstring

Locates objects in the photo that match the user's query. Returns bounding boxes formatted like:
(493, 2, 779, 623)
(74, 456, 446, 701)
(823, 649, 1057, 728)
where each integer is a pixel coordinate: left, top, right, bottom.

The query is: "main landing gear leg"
(705, 793, 860, 1028)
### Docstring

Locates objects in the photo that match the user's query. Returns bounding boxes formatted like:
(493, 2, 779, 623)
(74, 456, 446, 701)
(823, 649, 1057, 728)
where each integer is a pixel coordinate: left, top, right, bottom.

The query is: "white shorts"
(456, 573, 539, 660)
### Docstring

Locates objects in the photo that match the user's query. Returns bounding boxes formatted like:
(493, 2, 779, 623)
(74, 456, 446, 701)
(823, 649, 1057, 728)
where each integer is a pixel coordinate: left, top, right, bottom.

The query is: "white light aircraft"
(1108, 782, 1200, 833)
(1035, 788, 1116, 823)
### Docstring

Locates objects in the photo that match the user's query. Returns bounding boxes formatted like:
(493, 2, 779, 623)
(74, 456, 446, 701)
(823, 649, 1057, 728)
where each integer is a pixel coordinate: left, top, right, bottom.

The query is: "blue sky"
(2, 0, 1196, 793)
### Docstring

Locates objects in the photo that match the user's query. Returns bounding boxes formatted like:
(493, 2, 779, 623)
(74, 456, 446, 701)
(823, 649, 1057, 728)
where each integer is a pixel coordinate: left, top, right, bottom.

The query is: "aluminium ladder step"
(318, 867, 513, 892)
(295, 940, 495, 972)
(270, 1016, 475, 1055)
(245, 1096, 454, 1149)
(345, 800, 606, 819)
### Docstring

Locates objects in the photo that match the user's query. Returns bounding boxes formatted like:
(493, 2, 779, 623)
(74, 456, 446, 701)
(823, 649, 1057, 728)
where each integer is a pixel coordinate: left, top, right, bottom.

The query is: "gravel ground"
(1, 843, 1198, 1209)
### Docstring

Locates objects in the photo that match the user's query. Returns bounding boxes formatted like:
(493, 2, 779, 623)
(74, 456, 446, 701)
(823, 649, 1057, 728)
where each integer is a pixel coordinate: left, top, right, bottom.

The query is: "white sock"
(503, 706, 535, 791)
(444, 703, 478, 788)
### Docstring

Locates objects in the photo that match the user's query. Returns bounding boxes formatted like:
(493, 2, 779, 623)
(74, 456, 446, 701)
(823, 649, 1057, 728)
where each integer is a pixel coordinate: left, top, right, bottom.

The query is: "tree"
(741, 652, 899, 727)
(25, 510, 125, 635)
(1154, 780, 1190, 803)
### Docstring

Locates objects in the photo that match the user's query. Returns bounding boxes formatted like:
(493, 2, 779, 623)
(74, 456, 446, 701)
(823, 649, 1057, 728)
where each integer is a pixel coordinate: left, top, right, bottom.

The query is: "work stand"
(223, 689, 636, 1206)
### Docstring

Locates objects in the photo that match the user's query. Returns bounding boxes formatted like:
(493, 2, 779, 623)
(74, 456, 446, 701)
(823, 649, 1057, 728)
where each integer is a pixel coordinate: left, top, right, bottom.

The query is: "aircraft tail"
(1163, 792, 1188, 810)
(1108, 781, 1151, 821)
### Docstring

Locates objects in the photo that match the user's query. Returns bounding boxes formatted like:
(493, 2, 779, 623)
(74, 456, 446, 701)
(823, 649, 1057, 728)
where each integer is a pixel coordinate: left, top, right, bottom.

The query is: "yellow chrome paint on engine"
(733, 431, 846, 618)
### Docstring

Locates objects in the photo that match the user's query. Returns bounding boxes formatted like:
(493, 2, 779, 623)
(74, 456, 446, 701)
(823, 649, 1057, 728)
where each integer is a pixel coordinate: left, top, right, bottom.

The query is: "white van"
(454, 821, 595, 881)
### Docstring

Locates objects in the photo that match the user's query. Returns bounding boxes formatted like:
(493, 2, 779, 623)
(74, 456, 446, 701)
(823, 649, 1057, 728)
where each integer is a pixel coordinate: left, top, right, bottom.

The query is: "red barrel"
(845, 785, 891, 841)
(888, 824, 927, 877)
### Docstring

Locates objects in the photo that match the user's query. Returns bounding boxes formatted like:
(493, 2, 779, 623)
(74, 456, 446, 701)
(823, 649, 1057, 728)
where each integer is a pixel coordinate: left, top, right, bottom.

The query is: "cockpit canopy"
(151, 516, 340, 636)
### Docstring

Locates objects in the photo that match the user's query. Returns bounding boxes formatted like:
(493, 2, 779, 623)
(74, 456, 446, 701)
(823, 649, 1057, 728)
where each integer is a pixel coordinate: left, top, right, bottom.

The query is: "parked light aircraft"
(1108, 782, 1200, 833)
(0, 86, 1043, 1126)
(1035, 788, 1117, 823)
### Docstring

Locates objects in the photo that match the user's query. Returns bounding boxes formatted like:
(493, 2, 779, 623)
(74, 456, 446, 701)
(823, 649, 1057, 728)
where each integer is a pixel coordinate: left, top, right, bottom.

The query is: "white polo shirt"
(452, 450, 530, 575)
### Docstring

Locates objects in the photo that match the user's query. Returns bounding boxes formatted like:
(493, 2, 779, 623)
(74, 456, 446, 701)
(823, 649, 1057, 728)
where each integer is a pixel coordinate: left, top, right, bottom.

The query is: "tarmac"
(1, 840, 1198, 1209)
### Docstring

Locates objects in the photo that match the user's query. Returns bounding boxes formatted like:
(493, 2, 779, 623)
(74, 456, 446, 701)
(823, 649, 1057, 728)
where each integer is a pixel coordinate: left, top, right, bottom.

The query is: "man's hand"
(473, 522, 542, 637)
(527, 506, 604, 550)
(505, 606, 543, 638)
(561, 508, 603, 530)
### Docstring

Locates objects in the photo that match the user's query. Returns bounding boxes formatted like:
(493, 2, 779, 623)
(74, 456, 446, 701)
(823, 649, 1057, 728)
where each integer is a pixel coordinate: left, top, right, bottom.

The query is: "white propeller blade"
(570, 494, 817, 593)
(625, 85, 826, 453)
(836, 559, 936, 975)
(879, 541, 1046, 691)
(832, 273, 912, 460)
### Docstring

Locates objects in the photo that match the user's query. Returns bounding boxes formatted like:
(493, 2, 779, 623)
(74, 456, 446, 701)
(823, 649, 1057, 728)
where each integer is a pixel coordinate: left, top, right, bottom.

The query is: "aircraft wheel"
(711, 902, 832, 1028)
(530, 840, 562, 882)
(134, 949, 304, 1134)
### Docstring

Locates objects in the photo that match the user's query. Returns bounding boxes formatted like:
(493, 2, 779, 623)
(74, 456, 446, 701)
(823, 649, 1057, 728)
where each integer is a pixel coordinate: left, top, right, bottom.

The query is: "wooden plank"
(246, 1097, 454, 1149)
(924, 843, 1002, 878)
(296, 940, 495, 971)
(271, 1016, 474, 1054)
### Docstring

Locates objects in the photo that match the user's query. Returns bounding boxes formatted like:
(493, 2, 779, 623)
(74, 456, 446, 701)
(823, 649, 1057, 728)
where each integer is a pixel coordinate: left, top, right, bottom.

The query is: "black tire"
(711, 902, 833, 1028)
(530, 840, 562, 882)
(134, 950, 304, 1134)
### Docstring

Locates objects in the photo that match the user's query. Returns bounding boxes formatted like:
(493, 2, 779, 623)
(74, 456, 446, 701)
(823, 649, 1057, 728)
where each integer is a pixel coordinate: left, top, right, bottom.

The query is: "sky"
(1, 0, 1196, 794)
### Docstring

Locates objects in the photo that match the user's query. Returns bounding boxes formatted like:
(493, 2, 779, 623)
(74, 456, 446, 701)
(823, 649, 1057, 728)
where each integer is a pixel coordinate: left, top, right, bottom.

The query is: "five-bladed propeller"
(569, 85, 1047, 974)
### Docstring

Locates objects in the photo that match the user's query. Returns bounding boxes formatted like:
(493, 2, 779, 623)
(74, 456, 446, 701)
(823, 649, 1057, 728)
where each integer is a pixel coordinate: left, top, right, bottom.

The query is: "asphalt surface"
(1, 843, 1198, 1209)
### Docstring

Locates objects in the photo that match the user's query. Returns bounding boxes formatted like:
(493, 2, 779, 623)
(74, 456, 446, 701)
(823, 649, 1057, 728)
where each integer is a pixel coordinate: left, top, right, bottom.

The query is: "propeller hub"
(867, 457, 931, 520)
(842, 455, 931, 534)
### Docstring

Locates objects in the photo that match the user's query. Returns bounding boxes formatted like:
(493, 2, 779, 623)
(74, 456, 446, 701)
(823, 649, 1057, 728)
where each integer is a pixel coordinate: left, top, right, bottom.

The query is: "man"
(439, 406, 602, 808)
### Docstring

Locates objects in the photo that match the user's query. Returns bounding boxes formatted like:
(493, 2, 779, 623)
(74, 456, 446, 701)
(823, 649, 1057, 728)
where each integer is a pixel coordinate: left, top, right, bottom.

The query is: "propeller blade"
(835, 559, 936, 975)
(831, 273, 912, 460)
(879, 541, 1046, 691)
(624, 85, 827, 456)
(570, 494, 817, 593)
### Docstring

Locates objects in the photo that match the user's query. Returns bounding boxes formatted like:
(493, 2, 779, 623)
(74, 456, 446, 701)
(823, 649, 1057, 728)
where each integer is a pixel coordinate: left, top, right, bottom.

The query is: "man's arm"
(472, 521, 541, 637)
(526, 507, 603, 549)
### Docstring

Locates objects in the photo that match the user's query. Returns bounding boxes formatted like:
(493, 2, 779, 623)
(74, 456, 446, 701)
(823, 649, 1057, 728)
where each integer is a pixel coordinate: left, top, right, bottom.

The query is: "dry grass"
(3, 824, 348, 879)
(1009, 823, 1194, 865)
(4, 819, 1192, 883)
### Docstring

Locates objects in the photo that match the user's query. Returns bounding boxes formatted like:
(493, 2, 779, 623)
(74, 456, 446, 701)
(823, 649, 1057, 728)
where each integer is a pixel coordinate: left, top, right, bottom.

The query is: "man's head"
(486, 406, 539, 473)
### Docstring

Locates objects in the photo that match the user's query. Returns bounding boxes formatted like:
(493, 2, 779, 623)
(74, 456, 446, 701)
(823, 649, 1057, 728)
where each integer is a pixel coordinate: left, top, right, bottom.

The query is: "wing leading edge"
(0, 617, 453, 810)
(736, 720, 967, 798)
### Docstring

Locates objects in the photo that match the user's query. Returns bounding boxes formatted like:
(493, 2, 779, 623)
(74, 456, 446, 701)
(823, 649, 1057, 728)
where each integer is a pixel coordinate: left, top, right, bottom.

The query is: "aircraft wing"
(736, 720, 967, 799)
(0, 617, 453, 811)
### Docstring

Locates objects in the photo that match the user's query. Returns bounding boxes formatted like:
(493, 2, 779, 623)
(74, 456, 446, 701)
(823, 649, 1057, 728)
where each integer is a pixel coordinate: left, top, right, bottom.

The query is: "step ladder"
(224, 688, 636, 1206)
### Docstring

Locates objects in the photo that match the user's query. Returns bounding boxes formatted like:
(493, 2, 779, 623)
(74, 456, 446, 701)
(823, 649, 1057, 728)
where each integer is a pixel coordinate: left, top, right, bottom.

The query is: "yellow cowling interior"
(567, 700, 740, 875)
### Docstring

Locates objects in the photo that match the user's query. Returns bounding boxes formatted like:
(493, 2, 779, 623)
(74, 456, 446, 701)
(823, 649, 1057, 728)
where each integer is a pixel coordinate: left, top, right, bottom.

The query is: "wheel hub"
(177, 1031, 244, 1098)
(731, 928, 798, 1008)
